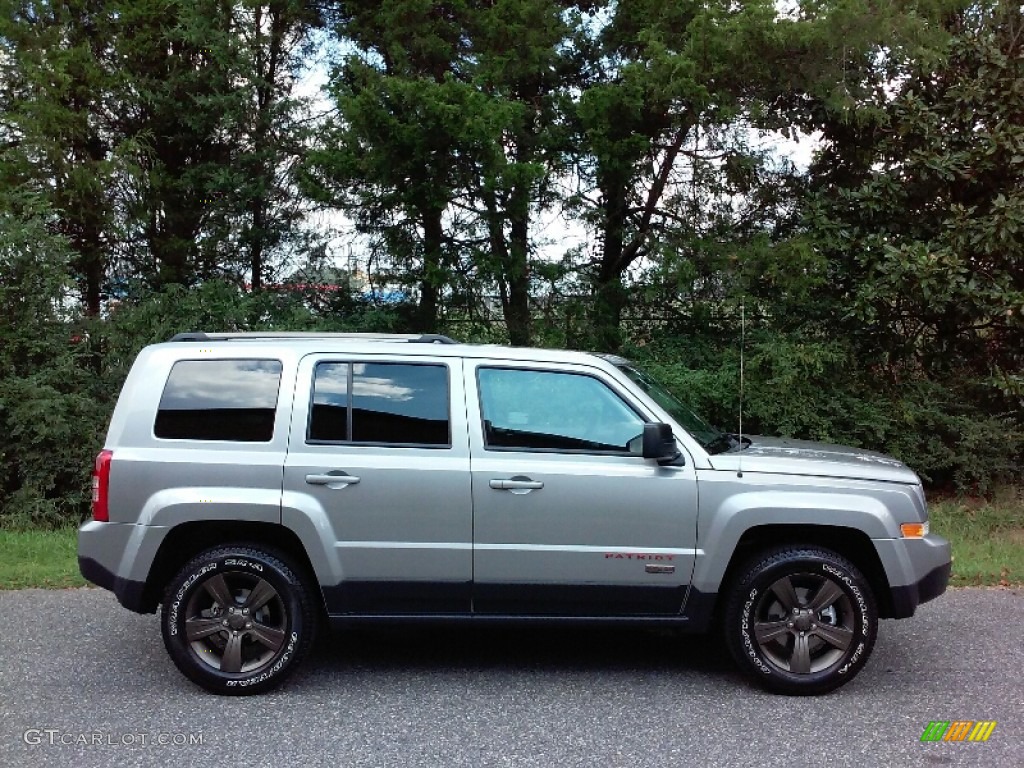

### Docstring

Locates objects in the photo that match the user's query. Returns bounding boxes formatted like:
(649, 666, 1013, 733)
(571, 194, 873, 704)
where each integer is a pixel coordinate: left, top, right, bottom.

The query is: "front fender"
(692, 476, 902, 595)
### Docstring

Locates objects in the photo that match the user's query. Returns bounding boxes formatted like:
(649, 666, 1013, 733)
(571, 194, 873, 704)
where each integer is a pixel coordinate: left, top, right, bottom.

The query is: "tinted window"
(478, 368, 644, 453)
(309, 362, 450, 446)
(155, 359, 282, 442)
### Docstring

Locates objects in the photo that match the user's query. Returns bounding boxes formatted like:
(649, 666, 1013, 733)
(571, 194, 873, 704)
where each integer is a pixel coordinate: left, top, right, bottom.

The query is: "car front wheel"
(724, 546, 878, 695)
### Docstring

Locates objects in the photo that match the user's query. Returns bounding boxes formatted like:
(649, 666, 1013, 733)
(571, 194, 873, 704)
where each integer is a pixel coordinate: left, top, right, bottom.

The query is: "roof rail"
(167, 331, 458, 344)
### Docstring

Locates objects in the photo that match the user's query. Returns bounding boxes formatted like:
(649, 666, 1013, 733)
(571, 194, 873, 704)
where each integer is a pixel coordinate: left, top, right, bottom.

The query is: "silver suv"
(78, 332, 951, 695)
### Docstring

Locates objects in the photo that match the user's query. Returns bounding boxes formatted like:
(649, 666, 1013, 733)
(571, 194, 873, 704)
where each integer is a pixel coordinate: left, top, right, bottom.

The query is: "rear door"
(466, 360, 699, 615)
(283, 353, 471, 615)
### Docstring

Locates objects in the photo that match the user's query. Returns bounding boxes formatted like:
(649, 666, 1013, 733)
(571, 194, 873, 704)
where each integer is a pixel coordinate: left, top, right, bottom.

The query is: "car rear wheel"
(724, 546, 877, 695)
(161, 545, 316, 695)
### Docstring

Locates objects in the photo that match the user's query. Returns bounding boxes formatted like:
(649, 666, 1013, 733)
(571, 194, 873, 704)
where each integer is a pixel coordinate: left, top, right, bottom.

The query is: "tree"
(804, 2, 1023, 386)
(305, 0, 482, 332)
(208, 0, 323, 291)
(308, 0, 580, 343)
(0, 0, 123, 315)
(740, 0, 1022, 488)
(111, 0, 244, 286)
(569, 0, 942, 350)
(463, 0, 579, 345)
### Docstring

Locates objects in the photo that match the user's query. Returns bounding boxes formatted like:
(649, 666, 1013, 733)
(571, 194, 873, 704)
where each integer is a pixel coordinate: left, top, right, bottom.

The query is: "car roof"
(155, 332, 626, 367)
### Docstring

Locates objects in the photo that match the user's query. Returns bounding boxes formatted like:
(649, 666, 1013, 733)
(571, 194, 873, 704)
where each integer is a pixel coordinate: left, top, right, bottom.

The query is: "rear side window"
(155, 359, 283, 442)
(309, 362, 450, 447)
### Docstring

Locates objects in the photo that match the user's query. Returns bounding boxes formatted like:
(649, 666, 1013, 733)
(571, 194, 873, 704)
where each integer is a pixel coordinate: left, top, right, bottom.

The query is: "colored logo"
(920, 721, 997, 742)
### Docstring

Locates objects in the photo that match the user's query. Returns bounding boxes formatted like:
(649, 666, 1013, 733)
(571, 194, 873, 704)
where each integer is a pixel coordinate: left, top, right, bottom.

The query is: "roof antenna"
(737, 299, 745, 478)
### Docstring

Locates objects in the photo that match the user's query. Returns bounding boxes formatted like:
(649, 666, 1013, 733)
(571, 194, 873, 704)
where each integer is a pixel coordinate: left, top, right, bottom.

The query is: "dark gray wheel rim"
(183, 571, 289, 674)
(753, 572, 855, 675)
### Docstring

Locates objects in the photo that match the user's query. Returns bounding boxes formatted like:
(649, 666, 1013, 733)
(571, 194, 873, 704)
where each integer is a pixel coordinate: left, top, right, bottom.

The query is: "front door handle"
(306, 472, 361, 487)
(489, 478, 544, 491)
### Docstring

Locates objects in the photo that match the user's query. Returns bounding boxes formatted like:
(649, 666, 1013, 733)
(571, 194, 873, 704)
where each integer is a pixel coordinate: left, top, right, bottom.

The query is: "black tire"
(161, 545, 317, 695)
(723, 546, 878, 695)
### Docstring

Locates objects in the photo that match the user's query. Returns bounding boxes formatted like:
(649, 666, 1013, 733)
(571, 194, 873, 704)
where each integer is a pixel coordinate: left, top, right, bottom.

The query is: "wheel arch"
(141, 521, 323, 615)
(712, 525, 894, 620)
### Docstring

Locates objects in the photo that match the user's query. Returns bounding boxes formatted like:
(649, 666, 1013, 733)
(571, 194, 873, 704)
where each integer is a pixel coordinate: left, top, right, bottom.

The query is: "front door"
(466, 360, 699, 615)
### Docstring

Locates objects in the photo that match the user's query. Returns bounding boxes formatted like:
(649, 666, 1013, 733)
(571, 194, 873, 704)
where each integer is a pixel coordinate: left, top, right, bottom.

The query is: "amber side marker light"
(901, 522, 929, 538)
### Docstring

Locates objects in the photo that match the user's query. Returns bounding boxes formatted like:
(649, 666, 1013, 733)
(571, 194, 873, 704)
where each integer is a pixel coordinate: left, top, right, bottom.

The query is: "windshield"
(618, 364, 735, 455)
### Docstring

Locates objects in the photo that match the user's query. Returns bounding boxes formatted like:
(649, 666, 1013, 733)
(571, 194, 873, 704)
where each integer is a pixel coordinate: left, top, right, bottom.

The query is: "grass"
(0, 491, 1021, 589)
(0, 527, 88, 589)
(929, 487, 1024, 587)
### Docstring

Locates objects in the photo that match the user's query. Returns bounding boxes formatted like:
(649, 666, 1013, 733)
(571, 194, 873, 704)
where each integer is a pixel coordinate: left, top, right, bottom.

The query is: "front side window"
(309, 362, 450, 447)
(477, 367, 645, 454)
(155, 359, 283, 442)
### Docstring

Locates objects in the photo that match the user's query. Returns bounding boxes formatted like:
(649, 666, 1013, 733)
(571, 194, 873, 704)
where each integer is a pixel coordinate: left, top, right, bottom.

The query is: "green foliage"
(0, 0, 127, 314)
(100, 280, 411, 384)
(785, 0, 1024, 488)
(630, 324, 1021, 493)
(308, 0, 577, 341)
(0, 196, 106, 528)
(570, 0, 934, 351)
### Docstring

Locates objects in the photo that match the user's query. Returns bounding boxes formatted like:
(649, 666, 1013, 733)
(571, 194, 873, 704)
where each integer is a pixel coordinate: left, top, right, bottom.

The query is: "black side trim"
(474, 583, 686, 616)
(322, 581, 713, 627)
(78, 557, 153, 614)
(322, 581, 472, 614)
(328, 614, 697, 630)
(888, 562, 951, 619)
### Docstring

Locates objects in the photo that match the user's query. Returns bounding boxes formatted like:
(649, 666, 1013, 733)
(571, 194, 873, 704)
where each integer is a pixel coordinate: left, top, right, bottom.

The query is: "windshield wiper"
(725, 433, 752, 450)
(706, 433, 751, 454)
(705, 433, 736, 455)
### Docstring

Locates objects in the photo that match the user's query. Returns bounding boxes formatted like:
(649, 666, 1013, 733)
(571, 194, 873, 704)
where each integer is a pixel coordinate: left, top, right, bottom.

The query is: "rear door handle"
(489, 479, 544, 490)
(306, 472, 361, 487)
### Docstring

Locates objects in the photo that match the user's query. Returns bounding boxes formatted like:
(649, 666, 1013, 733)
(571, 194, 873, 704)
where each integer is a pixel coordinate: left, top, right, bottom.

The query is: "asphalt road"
(0, 586, 1021, 768)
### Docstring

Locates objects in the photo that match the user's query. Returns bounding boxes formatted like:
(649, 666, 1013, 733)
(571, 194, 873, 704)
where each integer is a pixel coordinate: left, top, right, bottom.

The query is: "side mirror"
(642, 422, 682, 465)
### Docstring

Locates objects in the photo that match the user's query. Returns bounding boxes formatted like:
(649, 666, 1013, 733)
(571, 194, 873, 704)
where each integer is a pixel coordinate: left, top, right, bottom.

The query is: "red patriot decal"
(604, 553, 675, 561)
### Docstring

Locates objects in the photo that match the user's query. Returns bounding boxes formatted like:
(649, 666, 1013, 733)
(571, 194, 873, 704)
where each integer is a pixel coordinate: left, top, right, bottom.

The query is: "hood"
(707, 435, 920, 485)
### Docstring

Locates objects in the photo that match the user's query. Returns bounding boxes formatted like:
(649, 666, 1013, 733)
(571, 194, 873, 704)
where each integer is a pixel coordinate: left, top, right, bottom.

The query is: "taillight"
(92, 450, 113, 522)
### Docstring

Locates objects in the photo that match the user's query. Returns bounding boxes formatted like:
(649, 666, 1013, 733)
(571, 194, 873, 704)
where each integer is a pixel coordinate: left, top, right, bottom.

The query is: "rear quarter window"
(154, 359, 283, 442)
